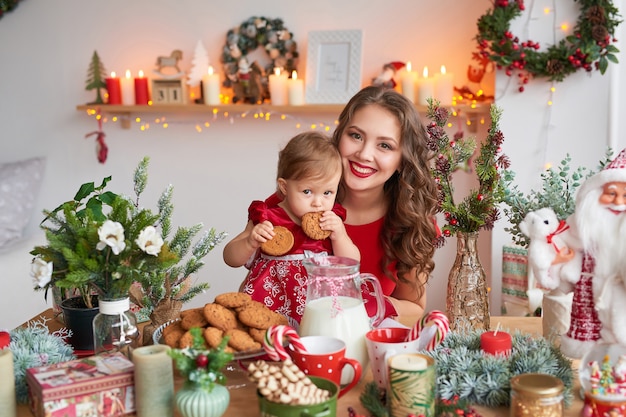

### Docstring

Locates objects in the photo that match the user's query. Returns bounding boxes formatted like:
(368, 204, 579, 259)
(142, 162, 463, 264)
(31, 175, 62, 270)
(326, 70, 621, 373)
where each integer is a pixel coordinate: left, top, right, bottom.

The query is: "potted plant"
(168, 327, 233, 417)
(30, 156, 226, 351)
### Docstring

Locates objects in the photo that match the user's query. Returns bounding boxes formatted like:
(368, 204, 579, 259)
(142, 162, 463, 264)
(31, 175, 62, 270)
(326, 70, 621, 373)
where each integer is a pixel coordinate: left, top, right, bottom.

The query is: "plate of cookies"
(153, 292, 291, 360)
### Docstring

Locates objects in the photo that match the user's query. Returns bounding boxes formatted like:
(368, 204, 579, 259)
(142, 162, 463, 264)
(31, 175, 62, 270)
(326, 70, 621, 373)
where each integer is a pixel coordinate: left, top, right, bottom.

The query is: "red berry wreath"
(474, 0, 621, 92)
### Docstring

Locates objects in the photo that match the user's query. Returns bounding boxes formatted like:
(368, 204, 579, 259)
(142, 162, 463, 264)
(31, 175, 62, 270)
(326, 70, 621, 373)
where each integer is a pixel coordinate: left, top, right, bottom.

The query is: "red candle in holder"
(134, 70, 150, 105)
(105, 72, 122, 105)
(480, 324, 512, 356)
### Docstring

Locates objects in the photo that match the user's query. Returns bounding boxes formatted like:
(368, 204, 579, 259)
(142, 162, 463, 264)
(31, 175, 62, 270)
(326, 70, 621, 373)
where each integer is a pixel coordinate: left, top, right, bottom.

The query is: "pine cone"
(592, 25, 609, 42)
(546, 59, 565, 75)
(586, 6, 606, 25)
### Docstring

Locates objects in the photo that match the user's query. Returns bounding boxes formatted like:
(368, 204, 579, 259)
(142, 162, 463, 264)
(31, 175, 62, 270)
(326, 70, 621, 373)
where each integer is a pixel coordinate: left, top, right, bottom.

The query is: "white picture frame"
(305, 30, 363, 104)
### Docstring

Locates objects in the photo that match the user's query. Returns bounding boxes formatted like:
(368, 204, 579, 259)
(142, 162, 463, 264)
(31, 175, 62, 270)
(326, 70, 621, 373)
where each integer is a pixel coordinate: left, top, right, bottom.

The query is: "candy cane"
(262, 325, 307, 361)
(405, 310, 450, 351)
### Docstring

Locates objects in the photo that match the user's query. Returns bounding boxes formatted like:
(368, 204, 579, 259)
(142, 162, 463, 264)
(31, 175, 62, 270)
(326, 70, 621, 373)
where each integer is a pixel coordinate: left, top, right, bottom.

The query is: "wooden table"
(16, 311, 583, 416)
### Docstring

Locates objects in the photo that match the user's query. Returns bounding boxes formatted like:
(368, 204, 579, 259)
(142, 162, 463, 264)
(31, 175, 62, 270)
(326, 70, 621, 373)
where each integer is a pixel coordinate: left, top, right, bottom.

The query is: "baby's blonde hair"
(276, 132, 342, 198)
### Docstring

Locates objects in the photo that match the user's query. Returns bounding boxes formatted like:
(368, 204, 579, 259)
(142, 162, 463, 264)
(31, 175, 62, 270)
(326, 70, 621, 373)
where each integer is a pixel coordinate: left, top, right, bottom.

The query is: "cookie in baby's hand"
(301, 212, 331, 240)
(260, 225, 294, 256)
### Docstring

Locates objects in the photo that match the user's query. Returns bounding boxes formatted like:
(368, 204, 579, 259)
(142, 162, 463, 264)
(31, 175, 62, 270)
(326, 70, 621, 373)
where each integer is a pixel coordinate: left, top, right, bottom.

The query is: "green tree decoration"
(85, 50, 108, 104)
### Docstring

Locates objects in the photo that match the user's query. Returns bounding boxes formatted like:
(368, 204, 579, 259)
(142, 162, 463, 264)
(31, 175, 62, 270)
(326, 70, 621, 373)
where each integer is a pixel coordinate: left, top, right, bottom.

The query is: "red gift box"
(26, 352, 135, 417)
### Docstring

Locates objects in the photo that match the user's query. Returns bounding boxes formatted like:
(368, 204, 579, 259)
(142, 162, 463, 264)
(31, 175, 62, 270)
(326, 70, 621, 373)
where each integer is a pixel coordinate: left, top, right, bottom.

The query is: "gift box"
(26, 352, 135, 417)
(501, 245, 532, 316)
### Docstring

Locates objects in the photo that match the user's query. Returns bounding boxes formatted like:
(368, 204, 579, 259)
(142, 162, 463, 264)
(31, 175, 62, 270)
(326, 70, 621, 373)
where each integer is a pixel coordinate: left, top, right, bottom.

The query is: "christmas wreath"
(359, 326, 574, 416)
(220, 16, 299, 80)
(474, 0, 622, 91)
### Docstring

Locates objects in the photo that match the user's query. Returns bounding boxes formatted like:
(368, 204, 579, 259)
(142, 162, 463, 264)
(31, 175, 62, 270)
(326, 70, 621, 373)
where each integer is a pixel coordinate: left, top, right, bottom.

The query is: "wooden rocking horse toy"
(153, 49, 185, 78)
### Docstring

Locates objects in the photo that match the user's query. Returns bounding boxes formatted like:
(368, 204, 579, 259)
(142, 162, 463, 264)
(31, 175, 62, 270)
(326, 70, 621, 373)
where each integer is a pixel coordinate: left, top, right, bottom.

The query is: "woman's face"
(337, 104, 402, 194)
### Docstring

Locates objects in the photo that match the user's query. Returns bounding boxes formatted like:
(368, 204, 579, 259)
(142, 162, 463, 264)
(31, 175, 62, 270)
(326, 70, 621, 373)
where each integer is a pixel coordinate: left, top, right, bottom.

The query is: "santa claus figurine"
(371, 61, 405, 89)
(552, 148, 626, 358)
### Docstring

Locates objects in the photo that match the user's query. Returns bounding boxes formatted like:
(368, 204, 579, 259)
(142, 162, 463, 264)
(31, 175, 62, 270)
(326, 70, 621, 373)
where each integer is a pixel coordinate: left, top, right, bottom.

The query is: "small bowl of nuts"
(248, 359, 338, 417)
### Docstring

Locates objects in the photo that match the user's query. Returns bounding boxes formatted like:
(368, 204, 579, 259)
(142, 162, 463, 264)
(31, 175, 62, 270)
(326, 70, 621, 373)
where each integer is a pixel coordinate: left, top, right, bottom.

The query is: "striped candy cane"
(262, 325, 307, 360)
(405, 310, 450, 350)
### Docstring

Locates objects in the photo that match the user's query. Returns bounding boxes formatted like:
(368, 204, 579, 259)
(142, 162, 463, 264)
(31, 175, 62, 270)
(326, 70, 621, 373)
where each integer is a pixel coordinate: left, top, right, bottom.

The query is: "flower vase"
(446, 232, 490, 331)
(59, 295, 99, 352)
(176, 383, 230, 417)
(93, 297, 140, 357)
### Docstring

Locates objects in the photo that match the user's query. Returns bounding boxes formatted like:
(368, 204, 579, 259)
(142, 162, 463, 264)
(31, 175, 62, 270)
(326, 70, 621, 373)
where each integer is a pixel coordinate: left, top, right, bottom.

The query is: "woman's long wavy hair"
(332, 86, 439, 297)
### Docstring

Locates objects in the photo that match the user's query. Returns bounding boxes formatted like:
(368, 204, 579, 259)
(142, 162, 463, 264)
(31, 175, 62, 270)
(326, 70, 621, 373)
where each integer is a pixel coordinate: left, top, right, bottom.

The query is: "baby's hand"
(319, 211, 347, 240)
(248, 221, 274, 248)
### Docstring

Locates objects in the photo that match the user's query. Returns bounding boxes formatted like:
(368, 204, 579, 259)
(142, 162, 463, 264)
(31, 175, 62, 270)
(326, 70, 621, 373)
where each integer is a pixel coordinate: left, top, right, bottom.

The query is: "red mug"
(288, 335, 362, 398)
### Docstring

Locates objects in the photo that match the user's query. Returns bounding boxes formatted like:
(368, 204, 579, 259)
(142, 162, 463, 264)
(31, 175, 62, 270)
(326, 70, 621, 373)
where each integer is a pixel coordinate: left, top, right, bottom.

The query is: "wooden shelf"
(76, 102, 492, 130)
(76, 103, 346, 115)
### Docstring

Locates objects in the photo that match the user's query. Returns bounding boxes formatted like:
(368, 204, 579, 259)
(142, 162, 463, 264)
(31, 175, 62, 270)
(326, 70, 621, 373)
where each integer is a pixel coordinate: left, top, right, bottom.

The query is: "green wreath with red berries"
(474, 0, 622, 92)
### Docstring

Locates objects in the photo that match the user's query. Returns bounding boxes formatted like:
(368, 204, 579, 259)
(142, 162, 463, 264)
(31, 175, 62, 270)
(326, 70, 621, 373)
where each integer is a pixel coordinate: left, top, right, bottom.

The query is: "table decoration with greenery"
(30, 156, 226, 344)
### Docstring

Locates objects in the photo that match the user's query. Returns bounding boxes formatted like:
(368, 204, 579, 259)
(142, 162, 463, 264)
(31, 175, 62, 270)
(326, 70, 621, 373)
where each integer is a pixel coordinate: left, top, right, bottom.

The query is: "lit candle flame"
(125, 69, 131, 79)
(423, 66, 429, 78)
(138, 70, 144, 78)
(406, 61, 412, 72)
(292, 70, 298, 80)
(440, 65, 447, 75)
(208, 66, 214, 75)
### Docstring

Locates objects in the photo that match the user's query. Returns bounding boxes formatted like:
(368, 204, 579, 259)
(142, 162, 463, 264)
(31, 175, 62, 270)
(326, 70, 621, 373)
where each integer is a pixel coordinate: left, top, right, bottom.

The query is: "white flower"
(31, 258, 53, 288)
(135, 226, 164, 256)
(96, 220, 126, 255)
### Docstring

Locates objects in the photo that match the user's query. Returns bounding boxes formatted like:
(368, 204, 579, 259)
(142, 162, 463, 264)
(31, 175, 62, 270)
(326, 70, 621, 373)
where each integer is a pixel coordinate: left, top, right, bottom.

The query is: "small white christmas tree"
(187, 40, 210, 87)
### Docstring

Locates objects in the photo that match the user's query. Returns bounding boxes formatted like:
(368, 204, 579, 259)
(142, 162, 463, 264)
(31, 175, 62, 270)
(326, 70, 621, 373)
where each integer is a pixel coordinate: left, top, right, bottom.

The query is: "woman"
(332, 85, 439, 318)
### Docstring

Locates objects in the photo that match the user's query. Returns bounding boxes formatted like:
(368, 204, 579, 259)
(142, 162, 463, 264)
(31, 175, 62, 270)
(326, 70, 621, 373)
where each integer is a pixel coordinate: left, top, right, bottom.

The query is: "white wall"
(1, 0, 621, 329)
(491, 0, 625, 314)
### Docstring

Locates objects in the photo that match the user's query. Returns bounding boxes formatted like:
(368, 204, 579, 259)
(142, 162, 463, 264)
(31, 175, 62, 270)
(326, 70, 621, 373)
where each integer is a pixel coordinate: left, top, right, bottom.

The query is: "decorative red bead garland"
(474, 0, 621, 92)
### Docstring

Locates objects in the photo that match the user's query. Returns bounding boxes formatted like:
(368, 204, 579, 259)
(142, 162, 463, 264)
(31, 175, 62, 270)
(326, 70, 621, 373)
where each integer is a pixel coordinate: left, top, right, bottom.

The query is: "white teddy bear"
(520, 207, 582, 295)
(520, 208, 564, 290)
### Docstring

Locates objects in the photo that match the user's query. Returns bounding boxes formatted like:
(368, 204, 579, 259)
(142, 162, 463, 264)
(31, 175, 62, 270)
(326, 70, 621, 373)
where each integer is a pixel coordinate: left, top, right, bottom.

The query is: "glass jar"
(510, 373, 564, 417)
(93, 297, 139, 357)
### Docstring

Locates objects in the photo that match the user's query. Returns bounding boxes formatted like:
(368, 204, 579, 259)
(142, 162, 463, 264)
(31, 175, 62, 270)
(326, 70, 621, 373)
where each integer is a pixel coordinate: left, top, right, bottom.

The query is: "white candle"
(120, 69, 135, 106)
(0, 349, 16, 417)
(202, 66, 221, 105)
(389, 353, 428, 371)
(400, 61, 417, 103)
(268, 67, 288, 105)
(288, 70, 305, 105)
(133, 344, 174, 417)
(435, 65, 454, 106)
(417, 66, 435, 106)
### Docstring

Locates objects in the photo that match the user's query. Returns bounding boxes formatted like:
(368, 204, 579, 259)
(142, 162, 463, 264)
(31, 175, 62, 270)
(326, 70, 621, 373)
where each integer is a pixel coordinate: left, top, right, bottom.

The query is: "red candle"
(480, 329, 512, 356)
(134, 70, 150, 105)
(105, 72, 122, 105)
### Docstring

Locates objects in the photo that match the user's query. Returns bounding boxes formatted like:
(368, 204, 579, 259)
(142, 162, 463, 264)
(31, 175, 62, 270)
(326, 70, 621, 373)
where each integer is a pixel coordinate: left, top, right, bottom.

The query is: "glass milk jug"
(299, 256, 385, 385)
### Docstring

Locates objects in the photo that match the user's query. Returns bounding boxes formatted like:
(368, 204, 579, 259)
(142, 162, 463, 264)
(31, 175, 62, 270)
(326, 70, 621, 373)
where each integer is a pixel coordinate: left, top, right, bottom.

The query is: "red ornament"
(196, 354, 209, 367)
(477, 194, 484, 201)
(85, 108, 108, 164)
